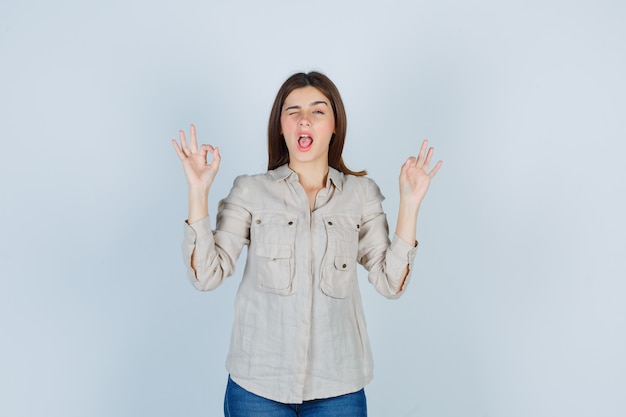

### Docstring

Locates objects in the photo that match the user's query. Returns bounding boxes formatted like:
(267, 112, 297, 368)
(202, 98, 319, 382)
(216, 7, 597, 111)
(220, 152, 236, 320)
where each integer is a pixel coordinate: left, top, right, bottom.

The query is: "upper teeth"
(300, 134, 310, 138)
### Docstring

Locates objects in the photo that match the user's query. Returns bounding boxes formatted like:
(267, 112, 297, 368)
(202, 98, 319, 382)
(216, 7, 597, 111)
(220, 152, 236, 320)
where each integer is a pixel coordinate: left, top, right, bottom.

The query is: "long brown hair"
(267, 72, 366, 176)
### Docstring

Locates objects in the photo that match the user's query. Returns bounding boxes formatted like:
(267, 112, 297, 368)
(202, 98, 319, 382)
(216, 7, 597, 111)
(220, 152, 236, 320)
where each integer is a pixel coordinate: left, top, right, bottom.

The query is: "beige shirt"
(182, 164, 417, 404)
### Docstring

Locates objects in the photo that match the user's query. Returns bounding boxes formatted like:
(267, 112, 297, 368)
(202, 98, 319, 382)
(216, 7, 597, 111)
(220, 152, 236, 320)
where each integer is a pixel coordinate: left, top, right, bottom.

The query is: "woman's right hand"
(172, 124, 221, 193)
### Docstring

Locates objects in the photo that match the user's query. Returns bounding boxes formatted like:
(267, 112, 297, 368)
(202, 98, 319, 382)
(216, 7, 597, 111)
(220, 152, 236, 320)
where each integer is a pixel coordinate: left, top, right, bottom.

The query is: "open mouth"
(297, 134, 313, 151)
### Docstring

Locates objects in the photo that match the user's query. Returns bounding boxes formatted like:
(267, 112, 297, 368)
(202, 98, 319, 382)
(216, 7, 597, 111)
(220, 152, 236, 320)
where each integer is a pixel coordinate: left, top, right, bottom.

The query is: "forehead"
(283, 86, 331, 107)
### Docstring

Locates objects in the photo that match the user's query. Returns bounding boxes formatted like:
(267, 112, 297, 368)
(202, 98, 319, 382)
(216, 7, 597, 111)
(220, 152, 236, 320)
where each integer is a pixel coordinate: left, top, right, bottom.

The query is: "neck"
(288, 161, 329, 190)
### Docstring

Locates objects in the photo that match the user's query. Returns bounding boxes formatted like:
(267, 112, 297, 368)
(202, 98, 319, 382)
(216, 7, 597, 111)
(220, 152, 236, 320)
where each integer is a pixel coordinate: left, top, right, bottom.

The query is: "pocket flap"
(334, 256, 354, 271)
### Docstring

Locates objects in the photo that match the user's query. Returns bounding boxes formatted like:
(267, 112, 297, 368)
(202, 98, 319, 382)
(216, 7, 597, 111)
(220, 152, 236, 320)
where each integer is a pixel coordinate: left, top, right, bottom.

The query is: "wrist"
(188, 186, 209, 200)
(187, 189, 209, 224)
(398, 198, 420, 215)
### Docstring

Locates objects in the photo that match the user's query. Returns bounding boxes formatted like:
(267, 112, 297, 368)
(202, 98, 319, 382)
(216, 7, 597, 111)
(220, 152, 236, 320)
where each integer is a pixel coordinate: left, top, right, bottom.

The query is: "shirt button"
(288, 221, 293, 225)
(256, 219, 261, 224)
(328, 221, 333, 226)
(342, 263, 347, 269)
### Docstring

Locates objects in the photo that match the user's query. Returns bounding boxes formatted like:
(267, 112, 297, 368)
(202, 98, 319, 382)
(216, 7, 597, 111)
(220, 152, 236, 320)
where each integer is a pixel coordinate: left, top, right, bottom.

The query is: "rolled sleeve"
(386, 234, 418, 295)
(388, 234, 418, 265)
(182, 216, 221, 290)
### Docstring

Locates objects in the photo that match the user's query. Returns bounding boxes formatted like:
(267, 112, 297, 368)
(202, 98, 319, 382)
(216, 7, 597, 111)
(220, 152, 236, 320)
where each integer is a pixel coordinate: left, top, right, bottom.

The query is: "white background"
(1, 1, 625, 416)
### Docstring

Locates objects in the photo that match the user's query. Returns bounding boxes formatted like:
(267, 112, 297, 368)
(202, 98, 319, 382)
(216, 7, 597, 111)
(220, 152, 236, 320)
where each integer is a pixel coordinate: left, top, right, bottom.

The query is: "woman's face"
(280, 86, 335, 170)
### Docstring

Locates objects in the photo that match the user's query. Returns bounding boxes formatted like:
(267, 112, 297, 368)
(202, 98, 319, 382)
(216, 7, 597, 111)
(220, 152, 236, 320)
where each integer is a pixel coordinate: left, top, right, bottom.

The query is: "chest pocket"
(252, 211, 298, 295)
(320, 214, 361, 299)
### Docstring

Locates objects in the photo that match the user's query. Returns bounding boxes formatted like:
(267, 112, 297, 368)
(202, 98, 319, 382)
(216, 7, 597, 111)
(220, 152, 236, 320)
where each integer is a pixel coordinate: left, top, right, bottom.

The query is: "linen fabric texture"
(182, 164, 417, 404)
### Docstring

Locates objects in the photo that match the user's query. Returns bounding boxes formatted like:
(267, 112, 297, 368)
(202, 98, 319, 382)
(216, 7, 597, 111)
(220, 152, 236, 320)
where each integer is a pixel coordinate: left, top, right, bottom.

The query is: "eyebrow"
(284, 100, 330, 112)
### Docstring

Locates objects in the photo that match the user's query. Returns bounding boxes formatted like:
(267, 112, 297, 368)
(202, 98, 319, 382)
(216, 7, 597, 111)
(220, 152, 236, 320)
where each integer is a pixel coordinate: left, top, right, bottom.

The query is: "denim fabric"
(224, 376, 367, 417)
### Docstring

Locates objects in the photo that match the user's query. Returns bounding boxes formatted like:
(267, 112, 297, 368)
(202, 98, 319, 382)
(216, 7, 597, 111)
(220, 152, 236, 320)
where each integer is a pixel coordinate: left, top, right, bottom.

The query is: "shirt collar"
(327, 166, 344, 191)
(268, 164, 344, 191)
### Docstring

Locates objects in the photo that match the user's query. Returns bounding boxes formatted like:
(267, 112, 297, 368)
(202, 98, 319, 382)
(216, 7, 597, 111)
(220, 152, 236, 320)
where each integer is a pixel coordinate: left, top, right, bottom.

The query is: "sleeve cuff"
(390, 233, 418, 265)
(184, 216, 213, 240)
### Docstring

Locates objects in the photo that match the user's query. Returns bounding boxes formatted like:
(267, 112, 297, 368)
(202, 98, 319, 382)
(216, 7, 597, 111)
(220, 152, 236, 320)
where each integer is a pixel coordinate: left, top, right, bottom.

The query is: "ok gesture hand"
(399, 140, 442, 208)
(172, 124, 221, 192)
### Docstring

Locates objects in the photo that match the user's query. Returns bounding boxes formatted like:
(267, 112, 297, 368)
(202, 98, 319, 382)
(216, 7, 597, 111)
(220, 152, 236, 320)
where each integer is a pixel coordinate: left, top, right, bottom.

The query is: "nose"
(299, 115, 311, 127)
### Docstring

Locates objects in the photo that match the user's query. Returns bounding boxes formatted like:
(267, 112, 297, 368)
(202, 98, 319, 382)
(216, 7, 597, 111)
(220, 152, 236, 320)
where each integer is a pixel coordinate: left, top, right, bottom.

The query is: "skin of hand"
(172, 124, 221, 223)
(398, 139, 442, 210)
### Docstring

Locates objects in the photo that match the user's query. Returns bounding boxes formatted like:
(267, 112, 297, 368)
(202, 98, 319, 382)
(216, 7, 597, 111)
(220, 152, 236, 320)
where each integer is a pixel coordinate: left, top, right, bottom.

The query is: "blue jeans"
(224, 376, 367, 417)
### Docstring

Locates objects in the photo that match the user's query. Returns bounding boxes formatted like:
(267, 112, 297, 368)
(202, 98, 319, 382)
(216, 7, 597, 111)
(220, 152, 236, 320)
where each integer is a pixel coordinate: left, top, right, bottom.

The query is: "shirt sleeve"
(356, 179, 418, 299)
(181, 177, 251, 291)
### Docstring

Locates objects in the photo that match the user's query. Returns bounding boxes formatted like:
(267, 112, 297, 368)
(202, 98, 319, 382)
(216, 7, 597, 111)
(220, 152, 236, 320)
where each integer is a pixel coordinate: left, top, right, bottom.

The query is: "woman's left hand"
(399, 140, 443, 208)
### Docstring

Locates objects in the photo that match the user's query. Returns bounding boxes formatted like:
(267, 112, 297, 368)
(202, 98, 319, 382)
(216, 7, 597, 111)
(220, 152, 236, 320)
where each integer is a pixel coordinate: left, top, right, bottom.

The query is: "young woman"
(172, 72, 442, 417)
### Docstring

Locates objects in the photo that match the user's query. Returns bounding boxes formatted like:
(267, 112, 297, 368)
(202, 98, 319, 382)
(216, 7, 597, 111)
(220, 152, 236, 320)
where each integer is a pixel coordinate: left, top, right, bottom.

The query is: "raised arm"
(171, 124, 221, 223)
(391, 140, 442, 291)
(395, 139, 442, 244)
